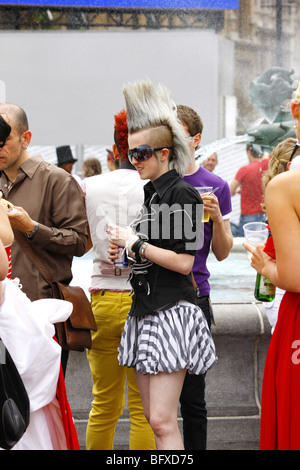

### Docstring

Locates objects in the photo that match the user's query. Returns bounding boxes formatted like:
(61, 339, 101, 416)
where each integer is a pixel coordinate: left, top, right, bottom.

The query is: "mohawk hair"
(114, 109, 129, 161)
(123, 79, 192, 176)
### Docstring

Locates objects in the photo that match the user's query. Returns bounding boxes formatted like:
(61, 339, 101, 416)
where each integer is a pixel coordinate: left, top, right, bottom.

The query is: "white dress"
(0, 278, 73, 450)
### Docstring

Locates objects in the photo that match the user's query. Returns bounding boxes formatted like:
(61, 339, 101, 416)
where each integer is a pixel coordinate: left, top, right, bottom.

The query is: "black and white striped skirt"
(118, 301, 217, 375)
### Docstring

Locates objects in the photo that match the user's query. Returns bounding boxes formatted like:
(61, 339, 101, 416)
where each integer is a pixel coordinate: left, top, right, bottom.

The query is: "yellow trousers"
(86, 290, 155, 450)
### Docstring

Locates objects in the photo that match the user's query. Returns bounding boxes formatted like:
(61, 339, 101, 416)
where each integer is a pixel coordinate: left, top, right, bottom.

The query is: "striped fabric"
(118, 301, 217, 375)
(4, 244, 11, 279)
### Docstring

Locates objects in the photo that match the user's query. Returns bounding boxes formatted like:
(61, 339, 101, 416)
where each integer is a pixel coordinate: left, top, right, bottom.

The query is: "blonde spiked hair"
(123, 79, 192, 176)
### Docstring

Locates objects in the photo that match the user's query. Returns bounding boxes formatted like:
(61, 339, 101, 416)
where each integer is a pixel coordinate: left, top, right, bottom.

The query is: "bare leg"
(135, 369, 186, 450)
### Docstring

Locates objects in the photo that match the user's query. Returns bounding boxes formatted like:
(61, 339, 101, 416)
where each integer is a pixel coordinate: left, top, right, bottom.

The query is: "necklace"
(3, 172, 15, 191)
(7, 179, 14, 190)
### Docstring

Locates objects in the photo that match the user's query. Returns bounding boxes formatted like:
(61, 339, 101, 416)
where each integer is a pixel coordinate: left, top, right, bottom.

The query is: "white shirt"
(82, 168, 146, 290)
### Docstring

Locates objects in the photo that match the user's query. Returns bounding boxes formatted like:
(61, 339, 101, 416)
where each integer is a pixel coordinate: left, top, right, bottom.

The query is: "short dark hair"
(14, 105, 29, 136)
(176, 104, 203, 136)
(246, 143, 263, 158)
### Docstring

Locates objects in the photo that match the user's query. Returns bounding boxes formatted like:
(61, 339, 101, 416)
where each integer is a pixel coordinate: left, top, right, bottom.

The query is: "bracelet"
(131, 238, 144, 255)
(26, 221, 39, 240)
(139, 242, 148, 262)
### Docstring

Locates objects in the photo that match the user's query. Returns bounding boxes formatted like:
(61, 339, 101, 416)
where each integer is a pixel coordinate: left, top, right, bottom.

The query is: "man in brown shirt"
(0, 103, 88, 302)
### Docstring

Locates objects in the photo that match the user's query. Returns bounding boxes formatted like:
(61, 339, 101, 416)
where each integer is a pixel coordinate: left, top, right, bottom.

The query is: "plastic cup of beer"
(195, 187, 213, 222)
(243, 222, 268, 259)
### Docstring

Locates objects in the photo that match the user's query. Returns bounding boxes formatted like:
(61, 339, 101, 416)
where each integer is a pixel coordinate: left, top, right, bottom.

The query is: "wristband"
(131, 238, 145, 255)
(139, 242, 148, 262)
(26, 221, 39, 240)
(125, 233, 140, 258)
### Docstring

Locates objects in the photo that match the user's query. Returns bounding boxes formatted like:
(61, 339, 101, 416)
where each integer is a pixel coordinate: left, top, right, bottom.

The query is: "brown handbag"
(14, 231, 97, 352)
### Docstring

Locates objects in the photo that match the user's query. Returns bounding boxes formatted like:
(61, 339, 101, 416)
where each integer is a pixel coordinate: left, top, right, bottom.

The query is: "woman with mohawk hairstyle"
(82, 109, 155, 451)
(124, 80, 193, 177)
(108, 80, 216, 450)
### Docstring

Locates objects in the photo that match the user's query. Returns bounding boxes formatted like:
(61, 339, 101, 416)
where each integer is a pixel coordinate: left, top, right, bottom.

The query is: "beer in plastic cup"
(195, 187, 213, 222)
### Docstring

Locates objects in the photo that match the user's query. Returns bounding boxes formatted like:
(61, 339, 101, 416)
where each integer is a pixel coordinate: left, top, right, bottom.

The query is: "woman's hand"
(243, 241, 274, 276)
(107, 241, 121, 265)
(106, 224, 133, 265)
(107, 224, 133, 248)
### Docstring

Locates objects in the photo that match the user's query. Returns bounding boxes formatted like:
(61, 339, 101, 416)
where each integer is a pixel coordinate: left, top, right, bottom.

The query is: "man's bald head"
(0, 103, 29, 137)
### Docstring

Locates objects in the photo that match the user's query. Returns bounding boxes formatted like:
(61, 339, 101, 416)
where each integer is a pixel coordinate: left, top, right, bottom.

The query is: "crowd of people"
(0, 77, 300, 451)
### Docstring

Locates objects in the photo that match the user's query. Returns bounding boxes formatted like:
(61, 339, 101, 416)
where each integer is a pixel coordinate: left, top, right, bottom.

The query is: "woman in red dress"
(244, 82, 300, 450)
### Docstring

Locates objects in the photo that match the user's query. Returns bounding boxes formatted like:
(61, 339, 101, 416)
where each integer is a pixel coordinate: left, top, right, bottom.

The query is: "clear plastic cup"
(243, 222, 268, 259)
(195, 186, 213, 222)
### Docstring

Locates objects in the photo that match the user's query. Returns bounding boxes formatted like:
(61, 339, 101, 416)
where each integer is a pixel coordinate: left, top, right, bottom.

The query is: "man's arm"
(8, 176, 88, 256)
(229, 178, 241, 196)
(211, 218, 233, 261)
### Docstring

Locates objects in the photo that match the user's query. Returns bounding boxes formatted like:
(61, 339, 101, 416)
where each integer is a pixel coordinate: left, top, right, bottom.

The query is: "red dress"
(56, 362, 80, 450)
(260, 234, 300, 449)
(4, 244, 11, 279)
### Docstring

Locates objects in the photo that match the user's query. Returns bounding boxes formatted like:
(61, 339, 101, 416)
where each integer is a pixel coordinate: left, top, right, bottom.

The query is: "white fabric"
(84, 169, 145, 290)
(263, 287, 285, 334)
(13, 399, 67, 450)
(0, 278, 72, 450)
(290, 154, 300, 171)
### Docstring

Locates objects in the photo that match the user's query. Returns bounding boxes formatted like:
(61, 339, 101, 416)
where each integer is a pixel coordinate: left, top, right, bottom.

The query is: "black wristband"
(131, 238, 144, 255)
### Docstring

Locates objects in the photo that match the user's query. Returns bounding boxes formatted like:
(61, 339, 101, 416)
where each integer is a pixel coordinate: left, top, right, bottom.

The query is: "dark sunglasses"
(128, 145, 172, 163)
(289, 143, 300, 162)
(0, 136, 8, 148)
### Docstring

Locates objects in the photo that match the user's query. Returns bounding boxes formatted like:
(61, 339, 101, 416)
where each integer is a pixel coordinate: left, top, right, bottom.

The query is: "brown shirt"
(0, 155, 88, 301)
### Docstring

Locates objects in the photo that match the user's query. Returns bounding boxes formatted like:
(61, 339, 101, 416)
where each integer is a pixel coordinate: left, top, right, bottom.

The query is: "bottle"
(254, 226, 276, 302)
(254, 272, 275, 302)
(114, 247, 128, 275)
